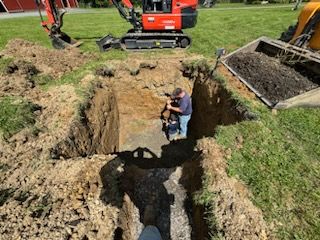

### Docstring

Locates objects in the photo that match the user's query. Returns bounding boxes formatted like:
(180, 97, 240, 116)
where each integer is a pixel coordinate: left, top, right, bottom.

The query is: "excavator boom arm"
(37, 0, 140, 49)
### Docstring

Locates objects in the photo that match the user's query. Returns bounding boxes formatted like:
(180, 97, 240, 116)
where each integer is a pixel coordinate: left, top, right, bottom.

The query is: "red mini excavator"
(36, 0, 198, 51)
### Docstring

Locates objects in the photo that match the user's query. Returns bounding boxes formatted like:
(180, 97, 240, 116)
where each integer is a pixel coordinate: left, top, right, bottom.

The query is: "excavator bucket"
(222, 37, 320, 109)
(96, 34, 121, 52)
(51, 32, 81, 50)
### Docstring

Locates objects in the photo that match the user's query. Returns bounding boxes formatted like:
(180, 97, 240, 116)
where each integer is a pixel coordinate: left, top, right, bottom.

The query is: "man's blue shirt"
(178, 93, 192, 115)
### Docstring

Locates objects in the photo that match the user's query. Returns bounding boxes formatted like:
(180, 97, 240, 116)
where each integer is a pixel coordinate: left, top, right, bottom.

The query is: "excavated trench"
(51, 65, 253, 240)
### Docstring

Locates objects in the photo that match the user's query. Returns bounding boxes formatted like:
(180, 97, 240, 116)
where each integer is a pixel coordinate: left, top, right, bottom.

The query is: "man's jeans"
(179, 114, 191, 137)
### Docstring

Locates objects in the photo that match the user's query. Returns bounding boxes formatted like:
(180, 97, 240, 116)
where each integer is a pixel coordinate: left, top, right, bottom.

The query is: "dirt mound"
(4, 60, 39, 77)
(197, 139, 269, 240)
(0, 155, 119, 240)
(0, 60, 40, 96)
(1, 39, 91, 78)
(0, 83, 119, 239)
(226, 52, 319, 104)
(51, 85, 119, 159)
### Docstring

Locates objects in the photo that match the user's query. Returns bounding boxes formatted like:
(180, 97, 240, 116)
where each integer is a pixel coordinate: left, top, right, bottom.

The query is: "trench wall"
(50, 86, 119, 159)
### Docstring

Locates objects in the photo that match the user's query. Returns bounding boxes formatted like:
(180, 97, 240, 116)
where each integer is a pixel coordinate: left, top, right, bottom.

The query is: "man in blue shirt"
(166, 88, 192, 139)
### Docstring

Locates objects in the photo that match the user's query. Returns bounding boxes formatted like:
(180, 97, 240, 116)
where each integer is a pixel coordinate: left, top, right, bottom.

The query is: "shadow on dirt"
(99, 139, 203, 240)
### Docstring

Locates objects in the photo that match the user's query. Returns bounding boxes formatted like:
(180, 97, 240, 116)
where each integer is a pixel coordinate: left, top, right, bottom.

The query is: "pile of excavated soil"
(0, 155, 119, 240)
(0, 85, 120, 240)
(0, 60, 40, 97)
(226, 52, 319, 104)
(1, 39, 92, 78)
(0, 39, 121, 239)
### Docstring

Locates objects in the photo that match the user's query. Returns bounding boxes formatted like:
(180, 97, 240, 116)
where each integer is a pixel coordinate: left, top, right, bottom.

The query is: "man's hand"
(167, 99, 172, 105)
(166, 104, 172, 110)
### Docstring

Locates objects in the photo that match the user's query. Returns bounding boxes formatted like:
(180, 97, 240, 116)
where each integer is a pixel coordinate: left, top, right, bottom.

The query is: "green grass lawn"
(215, 106, 320, 239)
(0, 6, 299, 55)
(0, 5, 319, 239)
(0, 96, 38, 139)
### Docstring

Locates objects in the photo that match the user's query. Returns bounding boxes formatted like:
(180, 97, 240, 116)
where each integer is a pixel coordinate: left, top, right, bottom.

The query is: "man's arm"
(168, 98, 188, 113)
(167, 105, 182, 113)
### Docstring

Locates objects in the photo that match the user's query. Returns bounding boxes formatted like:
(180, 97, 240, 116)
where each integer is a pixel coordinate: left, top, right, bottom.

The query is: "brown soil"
(0, 40, 270, 240)
(50, 85, 119, 159)
(0, 60, 40, 97)
(1, 155, 119, 239)
(226, 52, 319, 104)
(98, 56, 194, 145)
(190, 74, 253, 139)
(1, 39, 92, 78)
(0, 41, 117, 239)
(197, 138, 269, 240)
(217, 65, 257, 101)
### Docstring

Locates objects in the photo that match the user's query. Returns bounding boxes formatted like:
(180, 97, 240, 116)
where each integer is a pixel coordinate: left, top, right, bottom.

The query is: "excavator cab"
(141, 0, 198, 31)
(143, 0, 167, 12)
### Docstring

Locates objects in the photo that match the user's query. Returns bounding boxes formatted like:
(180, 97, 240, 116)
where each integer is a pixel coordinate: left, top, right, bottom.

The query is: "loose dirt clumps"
(0, 155, 119, 240)
(1, 39, 91, 78)
(226, 52, 319, 104)
(0, 60, 40, 97)
(0, 42, 272, 240)
(0, 40, 121, 240)
(197, 138, 269, 240)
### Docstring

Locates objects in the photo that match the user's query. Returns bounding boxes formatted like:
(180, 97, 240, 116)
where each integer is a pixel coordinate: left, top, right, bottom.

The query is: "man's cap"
(172, 88, 182, 97)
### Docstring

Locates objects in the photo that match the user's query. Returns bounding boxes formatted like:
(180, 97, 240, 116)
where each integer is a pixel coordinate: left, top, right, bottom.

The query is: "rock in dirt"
(139, 62, 157, 70)
(129, 68, 140, 76)
(5, 60, 39, 79)
(95, 66, 115, 77)
(226, 52, 319, 104)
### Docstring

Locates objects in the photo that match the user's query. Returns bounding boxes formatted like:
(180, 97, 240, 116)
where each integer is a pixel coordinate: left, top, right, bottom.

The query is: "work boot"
(175, 134, 187, 140)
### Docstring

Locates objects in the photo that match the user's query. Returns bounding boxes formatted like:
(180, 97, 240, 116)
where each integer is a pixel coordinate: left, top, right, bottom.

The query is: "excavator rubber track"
(96, 31, 191, 51)
(121, 32, 191, 50)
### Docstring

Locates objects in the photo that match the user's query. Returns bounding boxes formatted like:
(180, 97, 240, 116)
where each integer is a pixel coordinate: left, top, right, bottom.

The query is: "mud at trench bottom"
(111, 159, 204, 240)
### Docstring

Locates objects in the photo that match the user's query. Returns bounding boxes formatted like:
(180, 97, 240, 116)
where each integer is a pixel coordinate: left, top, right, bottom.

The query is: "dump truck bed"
(222, 37, 320, 109)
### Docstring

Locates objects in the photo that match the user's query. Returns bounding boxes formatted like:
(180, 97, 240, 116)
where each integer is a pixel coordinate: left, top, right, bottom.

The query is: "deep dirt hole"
(51, 64, 253, 240)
